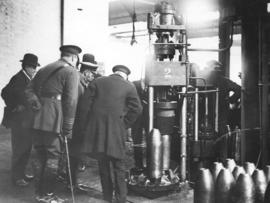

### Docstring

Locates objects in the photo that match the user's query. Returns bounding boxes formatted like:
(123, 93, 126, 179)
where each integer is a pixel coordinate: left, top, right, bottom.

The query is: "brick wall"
(0, 0, 61, 121)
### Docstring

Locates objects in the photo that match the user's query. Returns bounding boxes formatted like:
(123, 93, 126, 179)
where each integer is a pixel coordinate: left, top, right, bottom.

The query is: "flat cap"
(112, 65, 131, 75)
(59, 45, 82, 55)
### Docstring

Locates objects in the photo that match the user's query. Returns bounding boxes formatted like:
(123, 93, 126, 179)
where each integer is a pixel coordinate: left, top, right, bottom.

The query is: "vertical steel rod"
(195, 88, 199, 141)
(215, 88, 219, 132)
(148, 86, 154, 132)
(180, 87, 187, 181)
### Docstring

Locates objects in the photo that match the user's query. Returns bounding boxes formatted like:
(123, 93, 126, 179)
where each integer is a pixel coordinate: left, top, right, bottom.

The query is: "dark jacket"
(25, 59, 79, 136)
(81, 74, 142, 159)
(1, 70, 31, 127)
(69, 74, 89, 156)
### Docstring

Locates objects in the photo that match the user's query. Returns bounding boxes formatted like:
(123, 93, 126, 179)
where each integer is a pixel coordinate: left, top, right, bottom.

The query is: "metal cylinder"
(148, 87, 154, 132)
(252, 169, 267, 203)
(215, 88, 219, 132)
(194, 168, 215, 203)
(160, 1, 175, 25)
(147, 128, 163, 183)
(180, 87, 187, 182)
(195, 87, 199, 141)
(162, 134, 171, 171)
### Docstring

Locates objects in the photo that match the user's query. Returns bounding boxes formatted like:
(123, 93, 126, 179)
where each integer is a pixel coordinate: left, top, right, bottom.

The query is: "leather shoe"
(14, 179, 29, 187)
(24, 174, 34, 181)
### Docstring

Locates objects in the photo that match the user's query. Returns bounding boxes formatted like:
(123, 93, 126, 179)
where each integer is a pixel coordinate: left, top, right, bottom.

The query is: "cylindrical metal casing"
(264, 165, 270, 183)
(252, 169, 267, 203)
(147, 128, 163, 182)
(162, 134, 171, 171)
(194, 168, 215, 203)
(160, 1, 175, 25)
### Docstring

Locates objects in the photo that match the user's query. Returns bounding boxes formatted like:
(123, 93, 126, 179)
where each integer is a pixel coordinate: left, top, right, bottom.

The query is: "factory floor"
(0, 126, 193, 203)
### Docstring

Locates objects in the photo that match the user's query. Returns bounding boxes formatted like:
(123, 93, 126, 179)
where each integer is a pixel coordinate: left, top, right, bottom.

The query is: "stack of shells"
(194, 159, 270, 203)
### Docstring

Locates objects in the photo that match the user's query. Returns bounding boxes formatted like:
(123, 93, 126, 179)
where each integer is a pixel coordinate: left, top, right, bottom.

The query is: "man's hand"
(31, 100, 41, 111)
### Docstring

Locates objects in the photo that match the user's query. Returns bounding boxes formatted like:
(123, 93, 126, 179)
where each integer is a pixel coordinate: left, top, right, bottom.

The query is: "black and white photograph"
(0, 0, 269, 202)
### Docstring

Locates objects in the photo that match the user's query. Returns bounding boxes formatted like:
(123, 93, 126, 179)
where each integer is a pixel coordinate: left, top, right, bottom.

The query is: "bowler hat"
(59, 45, 82, 55)
(80, 54, 98, 70)
(20, 53, 40, 67)
(112, 65, 131, 75)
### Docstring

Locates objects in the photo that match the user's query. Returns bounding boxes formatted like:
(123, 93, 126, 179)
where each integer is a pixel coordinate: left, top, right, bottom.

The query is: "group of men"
(1, 45, 142, 203)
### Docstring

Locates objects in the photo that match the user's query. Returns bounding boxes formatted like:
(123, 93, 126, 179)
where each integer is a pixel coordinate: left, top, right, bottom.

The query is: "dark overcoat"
(1, 70, 31, 127)
(69, 74, 88, 157)
(81, 74, 142, 159)
(24, 59, 79, 135)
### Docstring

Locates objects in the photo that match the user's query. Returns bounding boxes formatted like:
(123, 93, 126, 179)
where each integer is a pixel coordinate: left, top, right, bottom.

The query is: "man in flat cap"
(81, 65, 142, 203)
(25, 45, 81, 203)
(1, 53, 39, 187)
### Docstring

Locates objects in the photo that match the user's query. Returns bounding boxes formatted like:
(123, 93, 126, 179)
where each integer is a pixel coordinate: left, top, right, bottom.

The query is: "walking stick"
(64, 136, 76, 203)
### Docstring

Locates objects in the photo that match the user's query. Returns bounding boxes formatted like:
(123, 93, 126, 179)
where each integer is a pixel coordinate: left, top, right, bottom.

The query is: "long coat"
(69, 74, 88, 157)
(81, 74, 142, 159)
(25, 59, 79, 135)
(1, 70, 31, 127)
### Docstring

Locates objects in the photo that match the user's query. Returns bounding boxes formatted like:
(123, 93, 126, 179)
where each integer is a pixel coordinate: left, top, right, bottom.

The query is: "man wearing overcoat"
(68, 53, 97, 189)
(1, 53, 39, 186)
(25, 45, 81, 203)
(81, 65, 142, 203)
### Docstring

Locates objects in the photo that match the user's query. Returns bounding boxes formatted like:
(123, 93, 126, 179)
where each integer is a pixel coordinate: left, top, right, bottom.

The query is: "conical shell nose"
(244, 162, 256, 175)
(232, 166, 245, 180)
(215, 168, 235, 203)
(225, 158, 236, 172)
(212, 162, 224, 183)
(232, 173, 255, 203)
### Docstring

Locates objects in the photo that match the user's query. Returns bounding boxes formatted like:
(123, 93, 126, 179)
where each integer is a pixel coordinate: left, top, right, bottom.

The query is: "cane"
(64, 136, 76, 203)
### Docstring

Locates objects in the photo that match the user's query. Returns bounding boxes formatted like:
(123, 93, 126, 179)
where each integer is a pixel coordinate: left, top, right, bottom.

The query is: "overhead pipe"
(188, 19, 234, 53)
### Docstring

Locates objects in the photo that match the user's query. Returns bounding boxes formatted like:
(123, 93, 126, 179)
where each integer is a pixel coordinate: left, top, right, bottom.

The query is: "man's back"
(25, 59, 79, 133)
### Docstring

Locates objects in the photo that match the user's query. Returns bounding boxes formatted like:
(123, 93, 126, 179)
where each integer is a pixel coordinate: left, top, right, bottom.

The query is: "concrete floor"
(0, 126, 193, 203)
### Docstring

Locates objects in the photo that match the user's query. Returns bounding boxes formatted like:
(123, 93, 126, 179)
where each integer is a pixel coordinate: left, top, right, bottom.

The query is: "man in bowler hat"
(68, 53, 98, 190)
(81, 65, 142, 203)
(25, 45, 81, 203)
(1, 53, 39, 186)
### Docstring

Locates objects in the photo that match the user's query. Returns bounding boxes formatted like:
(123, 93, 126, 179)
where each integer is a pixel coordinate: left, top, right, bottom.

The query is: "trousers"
(32, 130, 61, 195)
(98, 156, 127, 203)
(11, 124, 32, 181)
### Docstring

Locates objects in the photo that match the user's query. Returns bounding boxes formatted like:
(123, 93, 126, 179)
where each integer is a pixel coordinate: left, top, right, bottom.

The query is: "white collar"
(22, 69, 32, 80)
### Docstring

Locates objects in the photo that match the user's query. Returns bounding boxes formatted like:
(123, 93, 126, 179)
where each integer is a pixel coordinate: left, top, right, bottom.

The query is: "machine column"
(180, 87, 187, 181)
(148, 86, 154, 132)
